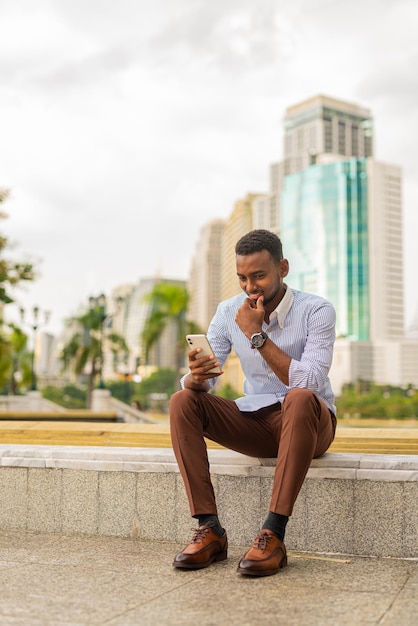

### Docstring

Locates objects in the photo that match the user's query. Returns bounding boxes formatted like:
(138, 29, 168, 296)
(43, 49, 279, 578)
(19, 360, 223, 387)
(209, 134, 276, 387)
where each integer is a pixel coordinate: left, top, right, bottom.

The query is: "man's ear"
(279, 259, 289, 277)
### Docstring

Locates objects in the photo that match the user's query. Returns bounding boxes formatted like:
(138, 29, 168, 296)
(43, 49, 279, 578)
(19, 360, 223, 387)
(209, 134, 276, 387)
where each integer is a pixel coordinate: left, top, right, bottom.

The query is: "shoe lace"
(254, 531, 273, 552)
(190, 527, 211, 544)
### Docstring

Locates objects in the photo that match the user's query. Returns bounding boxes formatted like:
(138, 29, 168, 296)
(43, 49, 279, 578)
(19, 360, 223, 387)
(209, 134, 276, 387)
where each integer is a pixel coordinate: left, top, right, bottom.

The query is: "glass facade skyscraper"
(282, 158, 370, 340)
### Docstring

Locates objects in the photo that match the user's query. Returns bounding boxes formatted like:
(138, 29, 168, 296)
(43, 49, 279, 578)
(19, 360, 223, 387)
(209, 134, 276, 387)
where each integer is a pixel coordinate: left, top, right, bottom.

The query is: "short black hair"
(235, 229, 283, 263)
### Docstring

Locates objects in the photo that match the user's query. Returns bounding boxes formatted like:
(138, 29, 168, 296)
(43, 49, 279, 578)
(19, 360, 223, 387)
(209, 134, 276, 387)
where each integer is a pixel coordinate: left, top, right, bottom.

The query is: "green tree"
(217, 383, 240, 401)
(2, 324, 33, 393)
(0, 190, 35, 306)
(61, 303, 128, 408)
(141, 283, 201, 389)
(105, 368, 178, 410)
(136, 368, 177, 409)
(0, 190, 36, 392)
(336, 382, 418, 420)
(42, 384, 87, 408)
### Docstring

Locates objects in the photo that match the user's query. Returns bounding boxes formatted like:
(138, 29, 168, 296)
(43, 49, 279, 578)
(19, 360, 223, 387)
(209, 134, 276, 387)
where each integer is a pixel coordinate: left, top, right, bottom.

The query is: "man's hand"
(184, 347, 223, 391)
(236, 295, 291, 384)
(235, 296, 265, 339)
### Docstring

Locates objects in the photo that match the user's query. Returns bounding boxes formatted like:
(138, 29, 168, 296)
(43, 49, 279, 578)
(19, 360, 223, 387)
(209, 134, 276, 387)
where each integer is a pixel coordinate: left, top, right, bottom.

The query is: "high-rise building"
(221, 193, 262, 301)
(407, 307, 418, 340)
(281, 157, 403, 343)
(188, 220, 225, 331)
(277, 95, 417, 392)
(253, 163, 283, 234)
(283, 94, 373, 175)
(254, 96, 369, 233)
(36, 331, 62, 386)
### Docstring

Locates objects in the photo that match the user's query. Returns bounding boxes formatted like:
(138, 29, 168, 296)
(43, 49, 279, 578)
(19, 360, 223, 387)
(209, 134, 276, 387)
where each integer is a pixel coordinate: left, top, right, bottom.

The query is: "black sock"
(262, 511, 289, 542)
(194, 514, 225, 536)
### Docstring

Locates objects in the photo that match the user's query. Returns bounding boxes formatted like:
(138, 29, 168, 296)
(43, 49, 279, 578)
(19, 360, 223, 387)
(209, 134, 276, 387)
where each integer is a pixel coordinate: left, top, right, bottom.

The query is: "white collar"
(269, 284, 294, 329)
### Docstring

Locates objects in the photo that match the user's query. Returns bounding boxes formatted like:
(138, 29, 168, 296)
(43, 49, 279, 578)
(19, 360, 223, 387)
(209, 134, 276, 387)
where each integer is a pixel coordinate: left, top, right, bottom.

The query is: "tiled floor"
(0, 530, 417, 625)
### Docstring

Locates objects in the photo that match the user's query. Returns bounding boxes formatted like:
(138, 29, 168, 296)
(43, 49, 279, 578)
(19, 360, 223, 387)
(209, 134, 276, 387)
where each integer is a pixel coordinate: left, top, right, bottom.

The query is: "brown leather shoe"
(173, 525, 228, 570)
(237, 529, 287, 577)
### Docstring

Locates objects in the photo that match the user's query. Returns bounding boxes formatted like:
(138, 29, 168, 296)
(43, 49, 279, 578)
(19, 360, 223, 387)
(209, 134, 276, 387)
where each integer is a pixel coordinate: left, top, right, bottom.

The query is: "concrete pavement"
(0, 529, 417, 626)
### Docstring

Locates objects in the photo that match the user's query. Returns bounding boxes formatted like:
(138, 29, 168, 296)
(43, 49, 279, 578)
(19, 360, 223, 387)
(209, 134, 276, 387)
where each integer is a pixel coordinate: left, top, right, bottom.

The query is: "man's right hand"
(184, 348, 223, 390)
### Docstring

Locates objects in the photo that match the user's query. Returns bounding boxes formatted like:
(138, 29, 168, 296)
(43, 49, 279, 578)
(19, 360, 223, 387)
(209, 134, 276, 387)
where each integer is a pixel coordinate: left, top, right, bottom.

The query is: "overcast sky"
(1, 0, 417, 335)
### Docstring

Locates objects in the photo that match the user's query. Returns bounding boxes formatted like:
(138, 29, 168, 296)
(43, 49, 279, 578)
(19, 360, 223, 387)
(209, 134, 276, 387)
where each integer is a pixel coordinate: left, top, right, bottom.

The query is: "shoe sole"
(173, 550, 228, 570)
(236, 555, 287, 577)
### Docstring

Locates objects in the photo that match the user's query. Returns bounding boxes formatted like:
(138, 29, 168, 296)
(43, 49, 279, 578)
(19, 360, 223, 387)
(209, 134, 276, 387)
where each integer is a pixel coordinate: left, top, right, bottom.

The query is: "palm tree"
(0, 324, 32, 394)
(61, 305, 128, 408)
(141, 283, 201, 389)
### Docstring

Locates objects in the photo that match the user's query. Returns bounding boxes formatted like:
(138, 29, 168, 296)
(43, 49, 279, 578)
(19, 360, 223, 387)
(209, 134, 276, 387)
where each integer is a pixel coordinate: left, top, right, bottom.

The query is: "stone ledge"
(0, 444, 417, 479)
(0, 444, 416, 558)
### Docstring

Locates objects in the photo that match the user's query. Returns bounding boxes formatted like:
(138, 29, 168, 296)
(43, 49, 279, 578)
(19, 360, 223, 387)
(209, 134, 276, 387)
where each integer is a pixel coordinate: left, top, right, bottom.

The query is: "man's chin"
(263, 288, 281, 307)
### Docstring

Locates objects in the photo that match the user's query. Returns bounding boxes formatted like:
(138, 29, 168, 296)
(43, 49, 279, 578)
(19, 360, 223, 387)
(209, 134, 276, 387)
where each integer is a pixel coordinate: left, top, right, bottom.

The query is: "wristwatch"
(250, 331, 268, 349)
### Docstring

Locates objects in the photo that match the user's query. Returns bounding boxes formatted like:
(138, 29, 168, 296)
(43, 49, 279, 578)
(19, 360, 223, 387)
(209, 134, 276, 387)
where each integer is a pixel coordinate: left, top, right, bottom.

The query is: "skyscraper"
(281, 157, 403, 343)
(221, 192, 263, 301)
(283, 94, 373, 175)
(188, 220, 225, 331)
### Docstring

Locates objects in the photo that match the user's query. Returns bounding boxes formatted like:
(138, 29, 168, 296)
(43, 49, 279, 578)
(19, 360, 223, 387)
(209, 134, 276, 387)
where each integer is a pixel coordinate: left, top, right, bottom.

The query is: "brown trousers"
(170, 387, 336, 518)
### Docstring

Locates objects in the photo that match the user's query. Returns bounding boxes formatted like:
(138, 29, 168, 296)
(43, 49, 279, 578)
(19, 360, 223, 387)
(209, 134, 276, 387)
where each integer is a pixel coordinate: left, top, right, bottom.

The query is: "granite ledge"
(0, 445, 417, 481)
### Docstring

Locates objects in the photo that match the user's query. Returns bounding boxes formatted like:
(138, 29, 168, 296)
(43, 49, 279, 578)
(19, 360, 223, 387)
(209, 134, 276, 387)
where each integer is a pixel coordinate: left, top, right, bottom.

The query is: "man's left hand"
(235, 296, 265, 339)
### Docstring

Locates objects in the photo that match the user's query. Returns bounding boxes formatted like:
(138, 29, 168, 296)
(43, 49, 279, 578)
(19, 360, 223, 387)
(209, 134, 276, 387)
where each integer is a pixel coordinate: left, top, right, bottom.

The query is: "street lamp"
(19, 306, 51, 391)
(88, 294, 107, 389)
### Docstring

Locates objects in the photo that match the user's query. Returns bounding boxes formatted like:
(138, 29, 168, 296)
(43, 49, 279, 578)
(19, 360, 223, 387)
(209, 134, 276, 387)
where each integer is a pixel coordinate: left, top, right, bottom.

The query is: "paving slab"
(0, 530, 417, 626)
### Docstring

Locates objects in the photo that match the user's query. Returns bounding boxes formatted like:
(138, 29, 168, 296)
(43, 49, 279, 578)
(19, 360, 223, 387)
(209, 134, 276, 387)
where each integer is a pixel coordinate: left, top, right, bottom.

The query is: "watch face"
(251, 333, 266, 348)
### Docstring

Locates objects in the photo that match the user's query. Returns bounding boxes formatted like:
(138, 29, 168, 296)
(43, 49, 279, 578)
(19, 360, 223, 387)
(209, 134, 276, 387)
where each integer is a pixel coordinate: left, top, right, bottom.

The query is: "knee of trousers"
(282, 388, 321, 422)
(169, 388, 203, 424)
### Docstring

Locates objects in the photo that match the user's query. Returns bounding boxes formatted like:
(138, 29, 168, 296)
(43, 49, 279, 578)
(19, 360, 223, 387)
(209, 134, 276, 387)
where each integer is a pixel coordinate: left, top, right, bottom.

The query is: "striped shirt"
(204, 285, 336, 414)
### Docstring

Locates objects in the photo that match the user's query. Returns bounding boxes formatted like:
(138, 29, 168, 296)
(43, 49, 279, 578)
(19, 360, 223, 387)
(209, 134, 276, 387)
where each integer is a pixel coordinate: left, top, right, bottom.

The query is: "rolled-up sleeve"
(288, 302, 336, 392)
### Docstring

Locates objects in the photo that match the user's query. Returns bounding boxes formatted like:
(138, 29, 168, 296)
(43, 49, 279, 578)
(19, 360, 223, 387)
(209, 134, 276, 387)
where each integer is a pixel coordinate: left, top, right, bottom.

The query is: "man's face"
(236, 249, 289, 308)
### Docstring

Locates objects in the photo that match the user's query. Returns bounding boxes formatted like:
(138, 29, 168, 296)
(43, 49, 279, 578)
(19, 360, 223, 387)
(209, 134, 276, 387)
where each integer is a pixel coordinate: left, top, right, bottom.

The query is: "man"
(170, 229, 336, 577)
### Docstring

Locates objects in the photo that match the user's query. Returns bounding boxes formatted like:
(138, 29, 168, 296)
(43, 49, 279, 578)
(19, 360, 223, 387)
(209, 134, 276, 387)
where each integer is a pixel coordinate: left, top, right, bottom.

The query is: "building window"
(285, 134, 292, 156)
(364, 136, 372, 157)
(351, 125, 358, 156)
(324, 120, 332, 152)
(309, 125, 316, 148)
(338, 121, 346, 154)
(297, 129, 304, 151)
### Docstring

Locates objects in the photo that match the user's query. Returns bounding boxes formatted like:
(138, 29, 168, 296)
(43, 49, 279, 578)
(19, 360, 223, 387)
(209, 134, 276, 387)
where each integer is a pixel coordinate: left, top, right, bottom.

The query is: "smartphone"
(185, 334, 222, 374)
